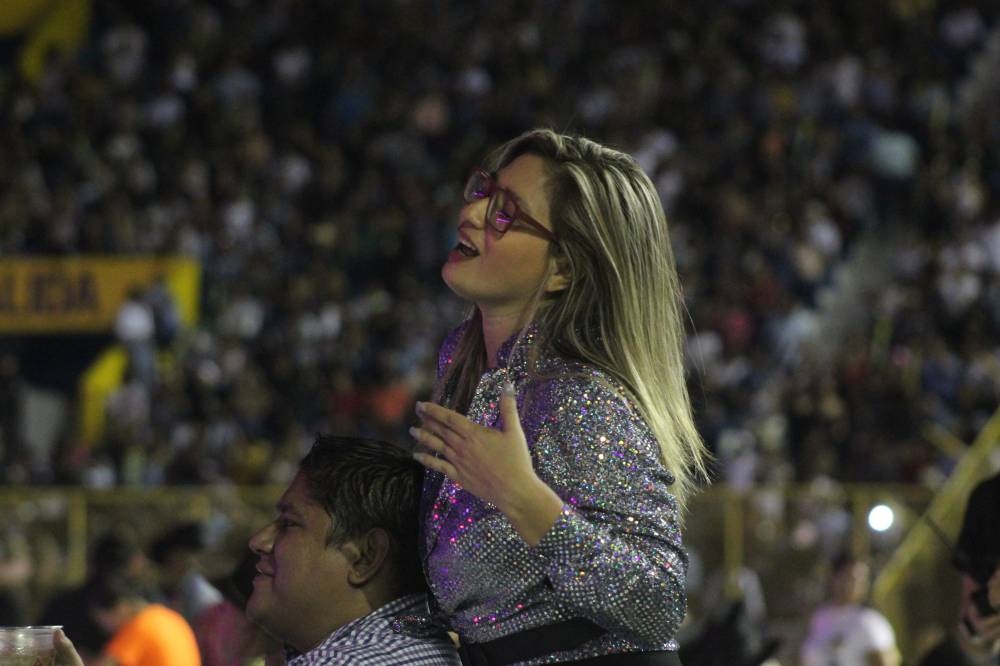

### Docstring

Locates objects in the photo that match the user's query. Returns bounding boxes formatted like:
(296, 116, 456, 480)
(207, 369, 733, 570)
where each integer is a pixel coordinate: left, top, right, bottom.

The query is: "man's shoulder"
(850, 607, 896, 649)
(291, 595, 459, 666)
(857, 606, 894, 629)
(970, 472, 1000, 506)
(293, 632, 459, 666)
(133, 603, 197, 635)
(108, 604, 201, 666)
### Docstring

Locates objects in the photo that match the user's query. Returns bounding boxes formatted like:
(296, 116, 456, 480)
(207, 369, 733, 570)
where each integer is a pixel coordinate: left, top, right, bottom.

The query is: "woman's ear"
(343, 528, 391, 587)
(544, 253, 570, 294)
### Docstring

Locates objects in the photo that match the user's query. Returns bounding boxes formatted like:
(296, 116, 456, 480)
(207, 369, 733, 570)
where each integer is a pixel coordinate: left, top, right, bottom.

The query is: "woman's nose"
(460, 195, 490, 229)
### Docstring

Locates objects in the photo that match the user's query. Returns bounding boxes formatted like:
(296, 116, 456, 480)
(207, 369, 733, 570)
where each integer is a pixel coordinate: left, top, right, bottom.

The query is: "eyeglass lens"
(465, 172, 512, 233)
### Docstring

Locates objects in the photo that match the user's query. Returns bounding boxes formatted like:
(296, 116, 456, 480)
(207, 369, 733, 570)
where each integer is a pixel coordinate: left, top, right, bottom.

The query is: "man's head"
(149, 522, 205, 593)
(87, 575, 148, 635)
(91, 530, 147, 582)
(829, 552, 871, 605)
(246, 436, 423, 653)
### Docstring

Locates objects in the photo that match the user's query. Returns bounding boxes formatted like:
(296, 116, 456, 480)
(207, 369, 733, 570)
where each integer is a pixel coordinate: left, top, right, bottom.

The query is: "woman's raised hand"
(411, 383, 534, 509)
(410, 382, 564, 545)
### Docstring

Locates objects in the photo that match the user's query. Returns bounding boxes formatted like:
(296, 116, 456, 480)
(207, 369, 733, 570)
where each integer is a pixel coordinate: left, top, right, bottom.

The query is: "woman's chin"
(440, 271, 486, 308)
(441, 263, 469, 295)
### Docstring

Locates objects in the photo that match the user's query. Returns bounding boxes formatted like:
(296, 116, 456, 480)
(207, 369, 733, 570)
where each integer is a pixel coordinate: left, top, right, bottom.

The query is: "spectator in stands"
(37, 530, 151, 662)
(0, 0, 994, 501)
(245, 435, 460, 665)
(194, 550, 279, 666)
(918, 470, 1000, 665)
(145, 274, 180, 350)
(0, 526, 31, 625)
(114, 286, 157, 388)
(148, 522, 222, 626)
(800, 552, 900, 666)
(87, 574, 201, 666)
(954, 470, 1000, 659)
(0, 352, 24, 481)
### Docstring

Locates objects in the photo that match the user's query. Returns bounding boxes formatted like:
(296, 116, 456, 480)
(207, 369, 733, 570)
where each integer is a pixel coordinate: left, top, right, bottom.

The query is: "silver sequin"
(419, 322, 686, 664)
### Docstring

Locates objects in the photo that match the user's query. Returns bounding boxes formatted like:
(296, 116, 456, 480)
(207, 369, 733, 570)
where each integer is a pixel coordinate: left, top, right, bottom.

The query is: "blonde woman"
(410, 129, 709, 665)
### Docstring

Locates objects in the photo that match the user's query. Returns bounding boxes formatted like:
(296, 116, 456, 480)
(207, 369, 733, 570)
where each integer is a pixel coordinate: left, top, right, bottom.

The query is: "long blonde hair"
(441, 129, 710, 510)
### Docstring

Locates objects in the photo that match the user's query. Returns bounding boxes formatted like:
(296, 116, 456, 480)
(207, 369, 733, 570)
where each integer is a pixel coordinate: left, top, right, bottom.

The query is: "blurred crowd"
(0, 518, 278, 666)
(1, 0, 999, 494)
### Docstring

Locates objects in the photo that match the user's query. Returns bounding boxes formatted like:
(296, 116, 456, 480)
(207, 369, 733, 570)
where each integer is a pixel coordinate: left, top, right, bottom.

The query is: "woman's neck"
(480, 308, 529, 368)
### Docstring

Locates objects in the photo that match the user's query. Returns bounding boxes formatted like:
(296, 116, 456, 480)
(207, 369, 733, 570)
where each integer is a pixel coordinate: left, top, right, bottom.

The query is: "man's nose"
(249, 522, 276, 554)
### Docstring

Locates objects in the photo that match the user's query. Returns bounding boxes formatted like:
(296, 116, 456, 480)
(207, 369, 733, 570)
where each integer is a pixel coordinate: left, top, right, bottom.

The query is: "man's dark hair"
(298, 435, 423, 592)
(955, 472, 1000, 584)
(86, 574, 146, 611)
(830, 551, 859, 575)
(149, 522, 204, 565)
(91, 531, 140, 579)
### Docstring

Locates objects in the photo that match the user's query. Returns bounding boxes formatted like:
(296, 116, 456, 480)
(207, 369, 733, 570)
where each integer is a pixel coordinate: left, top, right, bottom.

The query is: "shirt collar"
(286, 593, 429, 663)
(494, 322, 541, 370)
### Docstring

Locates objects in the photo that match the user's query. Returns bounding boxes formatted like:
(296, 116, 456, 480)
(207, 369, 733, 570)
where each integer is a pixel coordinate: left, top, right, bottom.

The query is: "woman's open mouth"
(455, 239, 479, 257)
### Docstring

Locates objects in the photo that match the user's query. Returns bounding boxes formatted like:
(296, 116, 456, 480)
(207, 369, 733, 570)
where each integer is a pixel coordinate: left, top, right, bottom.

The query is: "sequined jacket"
(420, 322, 686, 664)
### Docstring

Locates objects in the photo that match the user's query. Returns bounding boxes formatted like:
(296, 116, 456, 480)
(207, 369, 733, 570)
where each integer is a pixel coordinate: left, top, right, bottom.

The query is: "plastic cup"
(0, 627, 61, 666)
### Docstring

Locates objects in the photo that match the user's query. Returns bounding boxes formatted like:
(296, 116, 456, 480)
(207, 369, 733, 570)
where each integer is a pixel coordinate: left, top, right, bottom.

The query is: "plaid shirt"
(286, 593, 460, 666)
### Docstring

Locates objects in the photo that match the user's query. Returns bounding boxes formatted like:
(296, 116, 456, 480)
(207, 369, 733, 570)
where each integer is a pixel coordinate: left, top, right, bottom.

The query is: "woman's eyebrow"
(498, 180, 535, 217)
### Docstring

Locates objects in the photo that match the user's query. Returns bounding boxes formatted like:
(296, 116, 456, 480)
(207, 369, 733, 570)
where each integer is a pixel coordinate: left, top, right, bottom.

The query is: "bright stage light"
(868, 504, 894, 532)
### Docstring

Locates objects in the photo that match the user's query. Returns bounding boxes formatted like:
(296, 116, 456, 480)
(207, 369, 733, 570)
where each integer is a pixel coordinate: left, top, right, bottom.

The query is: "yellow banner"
(0, 0, 92, 83)
(0, 0, 52, 34)
(0, 257, 200, 333)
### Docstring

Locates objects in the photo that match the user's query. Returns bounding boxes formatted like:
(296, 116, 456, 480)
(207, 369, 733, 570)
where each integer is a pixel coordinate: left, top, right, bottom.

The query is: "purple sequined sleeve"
(524, 375, 687, 646)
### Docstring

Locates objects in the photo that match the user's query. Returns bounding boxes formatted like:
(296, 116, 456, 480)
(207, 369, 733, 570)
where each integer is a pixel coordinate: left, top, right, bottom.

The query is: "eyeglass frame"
(464, 168, 560, 244)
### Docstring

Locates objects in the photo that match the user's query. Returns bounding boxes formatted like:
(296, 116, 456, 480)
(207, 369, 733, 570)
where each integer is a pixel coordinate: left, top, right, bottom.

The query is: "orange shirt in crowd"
(104, 603, 201, 666)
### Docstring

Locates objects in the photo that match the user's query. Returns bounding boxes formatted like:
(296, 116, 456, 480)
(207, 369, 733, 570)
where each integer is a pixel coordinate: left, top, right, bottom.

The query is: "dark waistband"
(557, 652, 682, 666)
(457, 618, 681, 666)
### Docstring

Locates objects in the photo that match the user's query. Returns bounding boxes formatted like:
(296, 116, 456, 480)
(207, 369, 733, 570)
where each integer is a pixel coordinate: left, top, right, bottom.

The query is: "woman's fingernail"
(415, 401, 425, 414)
(503, 381, 515, 396)
(409, 426, 419, 438)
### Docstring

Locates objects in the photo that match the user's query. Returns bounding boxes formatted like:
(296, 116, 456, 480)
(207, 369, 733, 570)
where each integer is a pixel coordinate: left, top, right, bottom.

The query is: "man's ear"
(342, 528, 391, 587)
